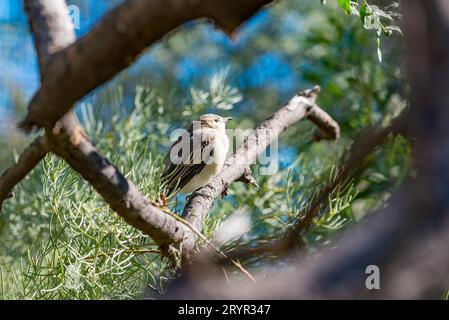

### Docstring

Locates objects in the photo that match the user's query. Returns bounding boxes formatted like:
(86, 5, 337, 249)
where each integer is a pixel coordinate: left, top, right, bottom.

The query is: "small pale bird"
(161, 114, 231, 197)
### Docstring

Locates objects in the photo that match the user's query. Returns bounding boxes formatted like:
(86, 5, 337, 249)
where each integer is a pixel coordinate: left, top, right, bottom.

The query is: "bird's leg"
(160, 193, 167, 207)
(151, 192, 167, 208)
(221, 182, 230, 199)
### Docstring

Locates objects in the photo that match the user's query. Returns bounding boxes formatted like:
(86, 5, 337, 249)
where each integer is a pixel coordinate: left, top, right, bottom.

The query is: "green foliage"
(334, 1, 402, 62)
(0, 76, 244, 299)
(0, 75, 411, 298)
(0, 89, 176, 299)
(0, 0, 411, 299)
(185, 68, 243, 115)
(209, 133, 410, 261)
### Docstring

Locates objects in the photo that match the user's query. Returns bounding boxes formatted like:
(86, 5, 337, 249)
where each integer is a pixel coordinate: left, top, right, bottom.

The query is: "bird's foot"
(151, 193, 168, 209)
(221, 183, 230, 199)
(160, 193, 168, 207)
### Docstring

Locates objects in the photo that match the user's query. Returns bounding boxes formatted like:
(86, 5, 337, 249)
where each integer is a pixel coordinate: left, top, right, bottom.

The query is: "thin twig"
(162, 209, 257, 283)
(85, 248, 161, 261)
(181, 86, 341, 259)
(219, 123, 396, 263)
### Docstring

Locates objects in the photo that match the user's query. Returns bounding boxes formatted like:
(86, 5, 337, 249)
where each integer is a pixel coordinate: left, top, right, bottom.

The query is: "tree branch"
(0, 0, 74, 210)
(46, 126, 189, 250)
(23, 0, 75, 73)
(167, 0, 449, 299)
(181, 86, 340, 258)
(308, 104, 341, 140)
(21, 0, 190, 258)
(19, 0, 274, 131)
(219, 123, 395, 263)
(16, 0, 339, 265)
(0, 136, 48, 211)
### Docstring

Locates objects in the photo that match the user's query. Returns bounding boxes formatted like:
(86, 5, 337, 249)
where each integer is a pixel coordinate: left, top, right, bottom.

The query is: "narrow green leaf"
(337, 0, 351, 14)
(359, 3, 367, 23)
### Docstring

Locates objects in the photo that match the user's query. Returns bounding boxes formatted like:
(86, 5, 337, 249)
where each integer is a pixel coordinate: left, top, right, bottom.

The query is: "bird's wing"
(162, 129, 215, 195)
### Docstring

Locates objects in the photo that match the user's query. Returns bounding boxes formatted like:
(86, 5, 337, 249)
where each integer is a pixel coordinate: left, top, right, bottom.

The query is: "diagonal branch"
(220, 123, 396, 263)
(0, 0, 74, 211)
(168, 0, 449, 299)
(46, 126, 189, 250)
(5, 1, 339, 263)
(21, 0, 190, 257)
(19, 0, 275, 131)
(16, 0, 339, 264)
(0, 136, 48, 211)
(181, 86, 340, 258)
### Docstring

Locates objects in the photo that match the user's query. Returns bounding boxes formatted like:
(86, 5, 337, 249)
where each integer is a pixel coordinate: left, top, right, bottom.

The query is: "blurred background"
(0, 0, 414, 299)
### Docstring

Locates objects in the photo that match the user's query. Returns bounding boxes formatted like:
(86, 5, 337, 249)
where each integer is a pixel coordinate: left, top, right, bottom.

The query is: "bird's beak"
(225, 117, 233, 122)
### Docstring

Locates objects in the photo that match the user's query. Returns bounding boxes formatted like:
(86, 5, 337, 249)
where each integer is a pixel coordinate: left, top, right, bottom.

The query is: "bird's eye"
(215, 119, 219, 122)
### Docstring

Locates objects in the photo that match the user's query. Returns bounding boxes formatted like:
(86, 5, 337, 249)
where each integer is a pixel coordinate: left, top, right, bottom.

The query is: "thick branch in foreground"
(46, 127, 188, 249)
(218, 123, 395, 263)
(181, 86, 340, 257)
(22, 0, 190, 255)
(0, 136, 48, 211)
(20, 0, 274, 131)
(18, 0, 337, 265)
(0, 0, 73, 210)
(166, 0, 449, 299)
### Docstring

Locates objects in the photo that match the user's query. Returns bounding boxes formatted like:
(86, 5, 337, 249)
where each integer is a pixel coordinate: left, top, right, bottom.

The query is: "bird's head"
(198, 114, 232, 131)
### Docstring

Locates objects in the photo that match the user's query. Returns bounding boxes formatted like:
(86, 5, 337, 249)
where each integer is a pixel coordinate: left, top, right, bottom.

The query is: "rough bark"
(167, 0, 449, 299)
(1, 0, 74, 210)
(23, 0, 75, 72)
(46, 126, 188, 249)
(219, 124, 395, 263)
(4, 0, 341, 263)
(0, 136, 48, 210)
(21, 0, 189, 254)
(181, 86, 340, 257)
(19, 0, 274, 131)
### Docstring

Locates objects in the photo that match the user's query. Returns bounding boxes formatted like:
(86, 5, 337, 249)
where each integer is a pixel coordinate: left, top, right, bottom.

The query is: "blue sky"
(0, 1, 119, 116)
(0, 0, 303, 120)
